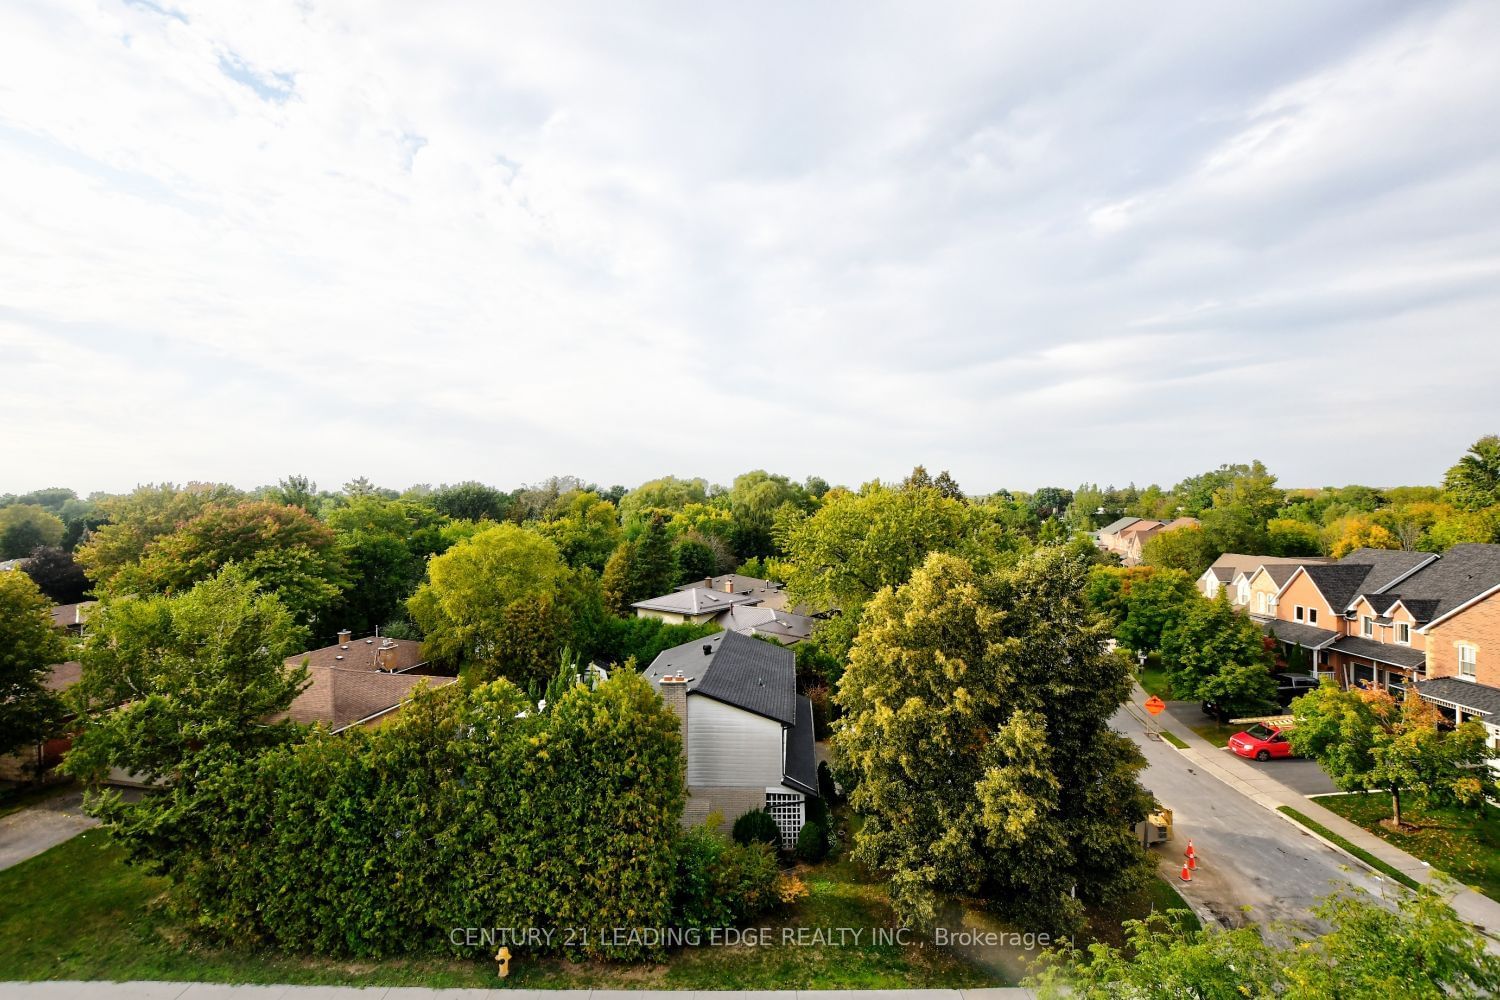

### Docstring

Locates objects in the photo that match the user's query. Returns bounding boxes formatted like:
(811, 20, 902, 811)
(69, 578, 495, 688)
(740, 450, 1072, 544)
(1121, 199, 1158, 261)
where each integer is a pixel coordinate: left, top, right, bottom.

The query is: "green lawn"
(1315, 794, 1500, 900)
(1136, 658, 1172, 700)
(1187, 720, 1241, 748)
(1159, 730, 1189, 750)
(0, 831, 996, 989)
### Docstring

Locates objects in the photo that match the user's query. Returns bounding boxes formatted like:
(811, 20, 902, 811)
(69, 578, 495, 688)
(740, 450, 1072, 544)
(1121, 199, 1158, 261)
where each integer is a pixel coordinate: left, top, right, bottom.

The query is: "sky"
(2, 1, 1499, 496)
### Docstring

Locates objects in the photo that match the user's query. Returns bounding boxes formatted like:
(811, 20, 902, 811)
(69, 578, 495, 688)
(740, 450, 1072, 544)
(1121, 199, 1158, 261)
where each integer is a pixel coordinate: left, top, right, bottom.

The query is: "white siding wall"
(687, 696, 783, 787)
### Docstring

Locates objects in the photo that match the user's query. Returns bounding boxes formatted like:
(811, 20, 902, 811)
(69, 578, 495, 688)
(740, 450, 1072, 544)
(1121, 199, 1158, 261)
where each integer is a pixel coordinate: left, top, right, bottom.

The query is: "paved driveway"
(0, 789, 97, 871)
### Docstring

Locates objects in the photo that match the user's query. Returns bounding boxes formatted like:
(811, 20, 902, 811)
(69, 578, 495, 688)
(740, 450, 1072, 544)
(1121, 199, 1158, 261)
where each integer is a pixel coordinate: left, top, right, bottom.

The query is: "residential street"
(1111, 701, 1392, 934)
(0, 789, 96, 872)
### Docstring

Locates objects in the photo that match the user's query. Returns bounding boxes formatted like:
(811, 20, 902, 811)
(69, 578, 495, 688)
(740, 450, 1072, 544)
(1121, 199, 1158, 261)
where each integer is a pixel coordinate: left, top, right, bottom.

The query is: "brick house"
(643, 630, 819, 847)
(1098, 516, 1200, 566)
(1199, 554, 1328, 609)
(276, 630, 455, 734)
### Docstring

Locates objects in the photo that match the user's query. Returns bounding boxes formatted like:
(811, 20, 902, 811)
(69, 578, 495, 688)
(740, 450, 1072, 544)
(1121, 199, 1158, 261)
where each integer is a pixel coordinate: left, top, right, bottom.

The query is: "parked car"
(1275, 673, 1320, 707)
(1229, 723, 1294, 762)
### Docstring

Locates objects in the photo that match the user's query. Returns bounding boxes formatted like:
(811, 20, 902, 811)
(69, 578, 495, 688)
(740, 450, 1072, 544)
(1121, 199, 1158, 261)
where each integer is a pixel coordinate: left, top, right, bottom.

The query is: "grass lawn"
(0, 830, 997, 989)
(1315, 794, 1500, 900)
(1136, 658, 1172, 700)
(1186, 720, 1241, 748)
(1159, 730, 1189, 750)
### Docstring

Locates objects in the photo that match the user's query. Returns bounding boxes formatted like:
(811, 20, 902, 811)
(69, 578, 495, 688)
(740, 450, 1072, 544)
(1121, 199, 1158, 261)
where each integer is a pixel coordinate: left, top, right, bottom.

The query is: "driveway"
(0, 788, 97, 871)
(1113, 703, 1391, 934)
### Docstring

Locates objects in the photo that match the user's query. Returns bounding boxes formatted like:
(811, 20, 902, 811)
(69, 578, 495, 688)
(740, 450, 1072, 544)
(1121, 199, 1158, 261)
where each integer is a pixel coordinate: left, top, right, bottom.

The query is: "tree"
(406, 523, 571, 683)
(536, 491, 622, 572)
(1159, 594, 1276, 716)
(0, 504, 65, 558)
(21, 545, 91, 603)
(1140, 522, 1218, 576)
(933, 470, 965, 502)
(1423, 507, 1500, 551)
(1265, 517, 1323, 556)
(835, 548, 1152, 934)
(600, 516, 679, 614)
(325, 497, 447, 635)
(727, 471, 807, 559)
(617, 476, 709, 526)
(429, 481, 511, 521)
(271, 475, 320, 513)
(0, 571, 70, 759)
(1325, 514, 1401, 558)
(1028, 487, 1073, 520)
(75, 482, 243, 590)
(1088, 566, 1198, 655)
(1030, 885, 1500, 999)
(1444, 435, 1500, 512)
(118, 501, 347, 626)
(1290, 685, 1491, 828)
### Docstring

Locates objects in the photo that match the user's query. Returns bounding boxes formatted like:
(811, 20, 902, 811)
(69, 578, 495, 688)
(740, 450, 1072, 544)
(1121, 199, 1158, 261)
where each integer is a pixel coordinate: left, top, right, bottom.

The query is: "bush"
(732, 807, 782, 848)
(805, 793, 829, 828)
(673, 826, 780, 928)
(795, 820, 829, 863)
(774, 872, 809, 905)
(817, 760, 841, 802)
(172, 670, 685, 961)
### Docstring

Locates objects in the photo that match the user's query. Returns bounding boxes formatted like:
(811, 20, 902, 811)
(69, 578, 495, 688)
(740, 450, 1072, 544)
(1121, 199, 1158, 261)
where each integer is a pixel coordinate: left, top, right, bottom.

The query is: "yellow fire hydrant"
(496, 945, 512, 979)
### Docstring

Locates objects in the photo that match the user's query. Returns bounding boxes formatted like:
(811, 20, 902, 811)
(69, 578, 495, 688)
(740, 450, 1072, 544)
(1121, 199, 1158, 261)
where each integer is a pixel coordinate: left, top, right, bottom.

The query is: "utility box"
(1135, 807, 1172, 847)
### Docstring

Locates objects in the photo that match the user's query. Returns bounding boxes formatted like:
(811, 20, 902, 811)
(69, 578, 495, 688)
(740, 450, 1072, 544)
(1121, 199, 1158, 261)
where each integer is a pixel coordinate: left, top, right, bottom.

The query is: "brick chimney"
(658, 673, 689, 767)
(337, 629, 352, 647)
(376, 640, 399, 672)
(702, 577, 713, 590)
(722, 577, 734, 593)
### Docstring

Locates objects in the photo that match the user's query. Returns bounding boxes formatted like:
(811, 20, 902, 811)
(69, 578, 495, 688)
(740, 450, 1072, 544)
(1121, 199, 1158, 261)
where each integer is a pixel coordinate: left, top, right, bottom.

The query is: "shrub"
(774, 872, 810, 906)
(805, 793, 829, 828)
(172, 670, 684, 961)
(795, 820, 829, 863)
(817, 760, 841, 802)
(673, 826, 780, 928)
(732, 807, 782, 848)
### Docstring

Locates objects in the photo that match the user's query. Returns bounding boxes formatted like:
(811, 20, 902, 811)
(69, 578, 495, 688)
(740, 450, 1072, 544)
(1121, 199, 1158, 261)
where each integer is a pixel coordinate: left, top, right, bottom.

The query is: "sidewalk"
(0, 986, 1035, 999)
(1139, 687, 1500, 938)
(0, 789, 96, 872)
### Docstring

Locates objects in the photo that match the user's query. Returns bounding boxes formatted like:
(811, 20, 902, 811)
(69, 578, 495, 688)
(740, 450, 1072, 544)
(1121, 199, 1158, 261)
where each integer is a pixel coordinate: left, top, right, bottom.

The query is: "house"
(643, 630, 819, 847)
(635, 573, 823, 641)
(50, 601, 96, 636)
(675, 574, 793, 612)
(1198, 554, 1328, 607)
(278, 630, 455, 734)
(1098, 516, 1199, 565)
(1267, 547, 1437, 688)
(0, 661, 82, 782)
(631, 586, 758, 625)
(712, 605, 816, 645)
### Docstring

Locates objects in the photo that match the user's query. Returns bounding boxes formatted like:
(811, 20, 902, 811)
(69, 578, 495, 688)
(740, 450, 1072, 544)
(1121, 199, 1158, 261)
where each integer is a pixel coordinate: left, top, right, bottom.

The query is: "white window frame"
(1459, 643, 1478, 681)
(1295, 605, 1305, 622)
(1362, 616, 1374, 638)
(1257, 592, 1268, 614)
(1396, 622, 1411, 646)
(1237, 580, 1250, 605)
(1308, 608, 1318, 625)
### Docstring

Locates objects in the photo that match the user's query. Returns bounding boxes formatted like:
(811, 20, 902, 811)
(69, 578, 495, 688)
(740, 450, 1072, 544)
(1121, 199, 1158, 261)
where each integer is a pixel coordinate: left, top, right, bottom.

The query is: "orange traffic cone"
(1187, 852, 1197, 871)
(1185, 839, 1197, 861)
(1179, 861, 1192, 882)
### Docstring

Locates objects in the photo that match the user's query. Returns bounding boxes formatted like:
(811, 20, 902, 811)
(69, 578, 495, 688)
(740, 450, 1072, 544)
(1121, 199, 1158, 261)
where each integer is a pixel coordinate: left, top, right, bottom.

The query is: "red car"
(1229, 723, 1294, 762)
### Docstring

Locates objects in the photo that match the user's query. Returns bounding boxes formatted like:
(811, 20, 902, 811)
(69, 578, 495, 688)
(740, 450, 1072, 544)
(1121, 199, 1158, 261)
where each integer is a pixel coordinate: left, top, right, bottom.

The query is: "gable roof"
(1098, 516, 1141, 535)
(644, 630, 798, 726)
(1118, 519, 1165, 538)
(782, 695, 819, 795)
(632, 587, 758, 616)
(1209, 553, 1319, 585)
(282, 667, 455, 732)
(1391, 543, 1500, 631)
(1338, 548, 1439, 595)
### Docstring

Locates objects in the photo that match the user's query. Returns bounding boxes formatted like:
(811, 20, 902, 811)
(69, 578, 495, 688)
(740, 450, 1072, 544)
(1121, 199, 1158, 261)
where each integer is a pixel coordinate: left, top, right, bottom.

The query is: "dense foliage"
(1159, 592, 1278, 716)
(0, 571, 70, 758)
(835, 547, 1152, 934)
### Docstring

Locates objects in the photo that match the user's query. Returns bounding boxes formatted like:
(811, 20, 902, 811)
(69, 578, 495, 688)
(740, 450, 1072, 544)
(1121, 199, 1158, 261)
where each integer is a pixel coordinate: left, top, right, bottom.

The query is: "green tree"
(0, 571, 70, 758)
(835, 548, 1152, 934)
(1290, 685, 1492, 827)
(406, 523, 570, 682)
(75, 483, 244, 589)
(429, 480, 512, 521)
(536, 491, 622, 572)
(1325, 514, 1401, 558)
(599, 515, 679, 614)
(271, 475, 320, 513)
(118, 501, 347, 626)
(0, 504, 65, 558)
(1444, 434, 1500, 512)
(1159, 594, 1276, 716)
(63, 568, 307, 875)
(1089, 567, 1198, 655)
(617, 476, 709, 526)
(1265, 517, 1323, 556)
(1031, 885, 1500, 999)
(325, 496, 447, 635)
(1140, 522, 1218, 576)
(727, 470, 807, 558)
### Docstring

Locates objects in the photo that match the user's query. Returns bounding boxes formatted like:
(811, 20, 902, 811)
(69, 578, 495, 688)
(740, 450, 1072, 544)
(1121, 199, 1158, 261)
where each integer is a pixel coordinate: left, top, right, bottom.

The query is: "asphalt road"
(1113, 704, 1392, 934)
(0, 788, 97, 871)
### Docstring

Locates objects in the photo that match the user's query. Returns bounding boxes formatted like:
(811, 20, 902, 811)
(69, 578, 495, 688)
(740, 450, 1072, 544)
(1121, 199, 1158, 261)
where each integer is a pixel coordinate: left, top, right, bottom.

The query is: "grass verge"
(1276, 805, 1421, 890)
(1315, 794, 1500, 900)
(1158, 730, 1188, 750)
(1186, 721, 1241, 748)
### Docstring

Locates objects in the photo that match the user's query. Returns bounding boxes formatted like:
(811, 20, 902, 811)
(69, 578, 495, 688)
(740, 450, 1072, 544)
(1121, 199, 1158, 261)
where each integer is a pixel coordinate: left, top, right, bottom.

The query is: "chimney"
(722, 577, 734, 593)
(337, 629, 352, 647)
(658, 673, 689, 770)
(703, 577, 713, 590)
(376, 640, 398, 672)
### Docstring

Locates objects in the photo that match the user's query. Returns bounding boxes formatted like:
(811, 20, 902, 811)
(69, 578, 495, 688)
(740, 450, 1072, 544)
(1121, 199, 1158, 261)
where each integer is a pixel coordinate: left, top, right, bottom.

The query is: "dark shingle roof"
(1303, 564, 1379, 611)
(1388, 544, 1500, 627)
(1415, 677, 1500, 718)
(1338, 548, 1437, 595)
(644, 630, 798, 726)
(1362, 593, 1403, 615)
(782, 695, 819, 795)
(1261, 619, 1339, 649)
(1328, 636, 1427, 670)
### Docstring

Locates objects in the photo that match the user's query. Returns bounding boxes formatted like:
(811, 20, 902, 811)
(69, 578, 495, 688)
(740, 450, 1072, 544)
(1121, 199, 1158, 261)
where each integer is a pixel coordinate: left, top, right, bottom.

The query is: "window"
(1308, 608, 1318, 625)
(1257, 592, 1268, 614)
(1237, 580, 1250, 605)
(1396, 622, 1411, 645)
(1362, 616, 1374, 637)
(1295, 605, 1305, 622)
(1459, 644, 1477, 680)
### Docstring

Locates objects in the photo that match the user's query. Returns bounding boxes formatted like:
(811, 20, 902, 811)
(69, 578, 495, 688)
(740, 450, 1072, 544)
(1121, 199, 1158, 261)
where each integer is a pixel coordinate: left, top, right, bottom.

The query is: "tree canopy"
(0, 571, 70, 758)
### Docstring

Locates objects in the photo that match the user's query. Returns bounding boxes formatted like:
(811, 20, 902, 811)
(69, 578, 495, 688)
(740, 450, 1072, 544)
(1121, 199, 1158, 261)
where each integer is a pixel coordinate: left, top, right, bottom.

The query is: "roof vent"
(366, 638, 375, 644)
(702, 644, 713, 655)
(335, 654, 344, 660)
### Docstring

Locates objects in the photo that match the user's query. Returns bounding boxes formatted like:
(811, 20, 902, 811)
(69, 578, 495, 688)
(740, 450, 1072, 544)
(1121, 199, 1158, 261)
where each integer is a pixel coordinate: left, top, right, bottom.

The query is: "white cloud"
(1, 0, 1497, 495)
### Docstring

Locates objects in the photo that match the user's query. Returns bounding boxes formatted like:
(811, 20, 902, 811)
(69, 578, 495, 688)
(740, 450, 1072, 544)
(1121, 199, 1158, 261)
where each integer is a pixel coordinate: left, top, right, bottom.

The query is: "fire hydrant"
(496, 945, 512, 979)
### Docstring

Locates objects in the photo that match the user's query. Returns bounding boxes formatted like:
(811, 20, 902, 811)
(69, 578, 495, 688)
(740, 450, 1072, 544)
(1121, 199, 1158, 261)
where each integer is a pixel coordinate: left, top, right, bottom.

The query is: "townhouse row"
(1199, 544, 1500, 747)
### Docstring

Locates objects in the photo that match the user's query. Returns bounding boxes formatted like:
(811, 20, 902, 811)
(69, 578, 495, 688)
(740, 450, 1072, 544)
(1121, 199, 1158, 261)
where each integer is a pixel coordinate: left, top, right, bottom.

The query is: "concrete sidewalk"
(1141, 689, 1500, 938)
(0, 789, 97, 872)
(0, 986, 1035, 999)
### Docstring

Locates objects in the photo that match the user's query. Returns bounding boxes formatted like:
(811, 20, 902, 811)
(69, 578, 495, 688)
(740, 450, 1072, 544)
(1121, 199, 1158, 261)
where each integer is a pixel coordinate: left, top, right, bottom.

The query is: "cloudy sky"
(2, 1, 1498, 496)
